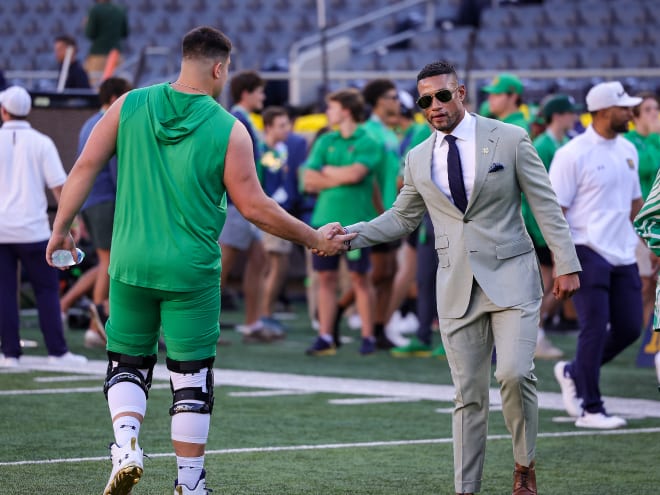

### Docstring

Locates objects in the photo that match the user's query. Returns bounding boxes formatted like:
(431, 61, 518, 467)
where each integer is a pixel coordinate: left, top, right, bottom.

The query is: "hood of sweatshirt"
(150, 83, 220, 144)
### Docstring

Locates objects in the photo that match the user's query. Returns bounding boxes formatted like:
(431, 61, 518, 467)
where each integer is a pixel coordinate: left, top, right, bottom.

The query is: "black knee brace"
(166, 356, 215, 416)
(104, 352, 157, 400)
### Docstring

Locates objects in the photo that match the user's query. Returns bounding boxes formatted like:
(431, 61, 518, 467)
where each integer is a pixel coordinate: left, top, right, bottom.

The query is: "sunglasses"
(416, 88, 458, 109)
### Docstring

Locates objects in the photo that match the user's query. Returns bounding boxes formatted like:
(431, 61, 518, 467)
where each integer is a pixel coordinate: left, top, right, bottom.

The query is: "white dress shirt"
(431, 111, 477, 207)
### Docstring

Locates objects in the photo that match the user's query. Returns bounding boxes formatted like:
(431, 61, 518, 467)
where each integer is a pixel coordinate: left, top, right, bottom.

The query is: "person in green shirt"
(626, 92, 660, 330)
(361, 79, 405, 348)
(46, 26, 353, 495)
(84, 0, 128, 85)
(481, 72, 529, 131)
(303, 88, 382, 356)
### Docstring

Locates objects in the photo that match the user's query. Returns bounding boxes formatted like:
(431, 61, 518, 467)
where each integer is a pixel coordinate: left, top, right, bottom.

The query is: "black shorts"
(312, 246, 371, 274)
(81, 200, 115, 251)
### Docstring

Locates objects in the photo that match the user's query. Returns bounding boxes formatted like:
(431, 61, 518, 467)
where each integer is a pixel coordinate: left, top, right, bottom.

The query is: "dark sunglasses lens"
(417, 90, 454, 109)
(417, 95, 433, 109)
(435, 90, 453, 103)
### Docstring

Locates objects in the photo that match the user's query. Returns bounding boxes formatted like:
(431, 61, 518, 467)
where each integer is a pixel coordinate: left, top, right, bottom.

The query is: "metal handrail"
(288, 0, 436, 105)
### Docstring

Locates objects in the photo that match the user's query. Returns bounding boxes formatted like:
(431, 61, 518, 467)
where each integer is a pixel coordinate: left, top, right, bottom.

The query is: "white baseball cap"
(0, 85, 32, 117)
(586, 81, 642, 112)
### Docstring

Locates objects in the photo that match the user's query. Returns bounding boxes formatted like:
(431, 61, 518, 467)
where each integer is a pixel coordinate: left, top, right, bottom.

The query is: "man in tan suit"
(345, 62, 581, 494)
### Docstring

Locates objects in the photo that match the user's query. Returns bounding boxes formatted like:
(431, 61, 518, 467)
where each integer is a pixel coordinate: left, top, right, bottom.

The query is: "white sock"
(107, 381, 147, 446)
(176, 455, 205, 488)
(320, 334, 333, 344)
(113, 415, 141, 448)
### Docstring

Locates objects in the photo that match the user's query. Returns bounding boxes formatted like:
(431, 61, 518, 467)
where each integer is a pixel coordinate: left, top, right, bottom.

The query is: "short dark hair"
(230, 70, 265, 104)
(54, 34, 77, 48)
(327, 88, 365, 123)
(98, 77, 131, 106)
(262, 106, 289, 128)
(417, 61, 457, 82)
(362, 78, 396, 107)
(632, 91, 658, 118)
(181, 26, 232, 62)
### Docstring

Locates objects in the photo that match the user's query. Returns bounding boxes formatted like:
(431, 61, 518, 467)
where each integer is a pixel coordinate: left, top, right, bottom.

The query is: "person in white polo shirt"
(549, 81, 643, 429)
(0, 85, 87, 368)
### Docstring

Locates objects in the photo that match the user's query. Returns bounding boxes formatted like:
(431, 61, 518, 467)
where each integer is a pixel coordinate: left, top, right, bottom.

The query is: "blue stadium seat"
(479, 6, 517, 29)
(539, 27, 577, 49)
(542, 4, 580, 28)
(541, 48, 580, 70)
(439, 27, 475, 53)
(470, 49, 510, 71)
(610, 25, 646, 47)
(577, 48, 616, 69)
(644, 27, 660, 47)
(506, 49, 545, 71)
(510, 26, 543, 49)
(474, 27, 511, 50)
(611, 2, 647, 26)
(613, 47, 654, 69)
(509, 5, 547, 28)
(575, 3, 612, 27)
(574, 27, 610, 49)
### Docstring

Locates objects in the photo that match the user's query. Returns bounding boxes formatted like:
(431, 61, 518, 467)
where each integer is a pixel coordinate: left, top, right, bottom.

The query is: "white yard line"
(1, 427, 660, 467)
(6, 356, 660, 419)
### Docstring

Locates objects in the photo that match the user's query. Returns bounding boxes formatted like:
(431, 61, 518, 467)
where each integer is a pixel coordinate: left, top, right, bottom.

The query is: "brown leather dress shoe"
(513, 461, 537, 494)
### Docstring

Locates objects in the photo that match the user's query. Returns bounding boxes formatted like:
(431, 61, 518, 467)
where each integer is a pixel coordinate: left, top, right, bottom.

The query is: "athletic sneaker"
(0, 355, 19, 368)
(305, 336, 336, 356)
(174, 469, 211, 494)
(431, 343, 446, 358)
(103, 437, 143, 495)
(390, 338, 432, 358)
(575, 411, 627, 429)
(553, 361, 580, 417)
(260, 316, 286, 334)
(358, 337, 376, 355)
(47, 351, 88, 365)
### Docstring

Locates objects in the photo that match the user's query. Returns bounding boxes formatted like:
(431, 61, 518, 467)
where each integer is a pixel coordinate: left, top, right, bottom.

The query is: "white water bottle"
(51, 248, 85, 267)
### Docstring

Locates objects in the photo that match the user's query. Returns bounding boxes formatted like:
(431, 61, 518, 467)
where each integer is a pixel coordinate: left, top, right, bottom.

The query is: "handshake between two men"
(311, 222, 356, 257)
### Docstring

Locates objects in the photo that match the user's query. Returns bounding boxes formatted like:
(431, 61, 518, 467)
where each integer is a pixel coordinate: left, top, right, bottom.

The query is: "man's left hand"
(552, 273, 580, 300)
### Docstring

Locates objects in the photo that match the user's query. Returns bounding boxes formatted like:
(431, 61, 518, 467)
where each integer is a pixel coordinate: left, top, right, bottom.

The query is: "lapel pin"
(482, 147, 489, 155)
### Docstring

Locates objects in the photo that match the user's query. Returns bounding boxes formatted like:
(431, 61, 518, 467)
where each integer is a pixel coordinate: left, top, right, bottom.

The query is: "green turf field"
(2, 304, 660, 494)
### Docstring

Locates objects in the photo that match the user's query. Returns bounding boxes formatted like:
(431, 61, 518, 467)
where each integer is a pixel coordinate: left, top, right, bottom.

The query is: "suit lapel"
(467, 115, 499, 211)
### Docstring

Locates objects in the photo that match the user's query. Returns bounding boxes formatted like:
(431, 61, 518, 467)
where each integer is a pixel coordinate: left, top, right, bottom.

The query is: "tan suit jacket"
(349, 114, 581, 318)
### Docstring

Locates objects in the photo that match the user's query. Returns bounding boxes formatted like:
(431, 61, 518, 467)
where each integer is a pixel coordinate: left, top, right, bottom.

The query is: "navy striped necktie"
(445, 134, 467, 213)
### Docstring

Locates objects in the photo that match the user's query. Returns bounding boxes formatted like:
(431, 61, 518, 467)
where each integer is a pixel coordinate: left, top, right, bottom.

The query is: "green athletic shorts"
(107, 278, 220, 362)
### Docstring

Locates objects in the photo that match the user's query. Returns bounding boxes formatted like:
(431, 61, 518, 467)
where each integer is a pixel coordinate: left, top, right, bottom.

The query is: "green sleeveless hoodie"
(110, 83, 236, 291)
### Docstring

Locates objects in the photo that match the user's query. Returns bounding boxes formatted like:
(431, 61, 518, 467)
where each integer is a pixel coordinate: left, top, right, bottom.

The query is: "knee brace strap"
(167, 357, 215, 416)
(104, 352, 157, 400)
